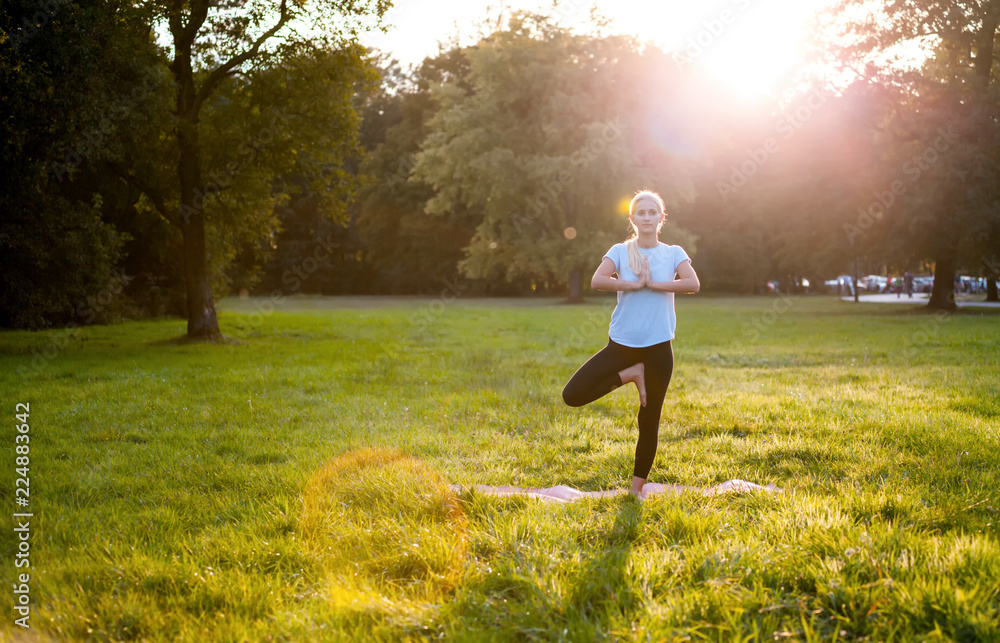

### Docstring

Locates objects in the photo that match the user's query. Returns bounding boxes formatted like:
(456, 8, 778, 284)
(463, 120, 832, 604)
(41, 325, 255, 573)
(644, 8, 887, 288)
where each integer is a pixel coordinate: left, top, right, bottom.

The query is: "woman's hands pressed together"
(592, 253, 702, 294)
(626, 256, 651, 292)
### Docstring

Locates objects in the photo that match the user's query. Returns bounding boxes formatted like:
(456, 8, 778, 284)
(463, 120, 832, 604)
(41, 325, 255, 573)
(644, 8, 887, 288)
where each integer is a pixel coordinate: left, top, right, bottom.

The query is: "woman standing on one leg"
(561, 190, 700, 498)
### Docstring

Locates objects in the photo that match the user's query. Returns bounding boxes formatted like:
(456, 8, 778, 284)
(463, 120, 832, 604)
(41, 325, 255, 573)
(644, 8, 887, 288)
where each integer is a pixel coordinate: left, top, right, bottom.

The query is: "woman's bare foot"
(630, 475, 646, 500)
(618, 363, 647, 406)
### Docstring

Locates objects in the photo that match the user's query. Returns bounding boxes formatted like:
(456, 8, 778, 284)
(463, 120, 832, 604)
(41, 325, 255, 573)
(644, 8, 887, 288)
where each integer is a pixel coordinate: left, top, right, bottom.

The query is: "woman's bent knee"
(562, 385, 584, 407)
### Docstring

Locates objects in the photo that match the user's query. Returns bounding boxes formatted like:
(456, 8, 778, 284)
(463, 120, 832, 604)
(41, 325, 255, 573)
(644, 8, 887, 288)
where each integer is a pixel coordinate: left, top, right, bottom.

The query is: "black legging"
(561, 338, 674, 479)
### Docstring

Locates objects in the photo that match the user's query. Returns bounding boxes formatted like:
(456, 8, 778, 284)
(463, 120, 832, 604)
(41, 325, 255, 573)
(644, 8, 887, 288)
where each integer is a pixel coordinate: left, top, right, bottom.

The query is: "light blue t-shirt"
(603, 241, 692, 347)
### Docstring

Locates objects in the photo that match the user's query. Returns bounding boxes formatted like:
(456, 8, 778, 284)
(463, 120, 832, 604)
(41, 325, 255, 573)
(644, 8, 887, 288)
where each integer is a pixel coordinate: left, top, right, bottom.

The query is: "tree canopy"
(412, 14, 697, 301)
(4, 3, 1000, 330)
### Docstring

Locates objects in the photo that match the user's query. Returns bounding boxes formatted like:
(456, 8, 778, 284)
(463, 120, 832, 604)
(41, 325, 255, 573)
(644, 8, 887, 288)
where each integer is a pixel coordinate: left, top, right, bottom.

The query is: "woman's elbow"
(689, 279, 701, 294)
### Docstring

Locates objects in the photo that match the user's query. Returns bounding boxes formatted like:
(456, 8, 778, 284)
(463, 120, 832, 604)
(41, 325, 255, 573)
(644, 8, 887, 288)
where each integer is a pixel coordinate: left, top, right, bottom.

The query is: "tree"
(0, 0, 154, 328)
(354, 51, 478, 295)
(412, 13, 696, 302)
(824, 0, 1000, 310)
(100, 0, 390, 338)
(732, 82, 891, 292)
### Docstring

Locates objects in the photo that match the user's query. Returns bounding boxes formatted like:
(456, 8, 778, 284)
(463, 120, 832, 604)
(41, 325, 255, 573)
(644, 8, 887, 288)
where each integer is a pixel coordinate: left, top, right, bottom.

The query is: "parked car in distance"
(860, 275, 888, 292)
(912, 276, 933, 293)
(824, 275, 855, 296)
(958, 275, 991, 293)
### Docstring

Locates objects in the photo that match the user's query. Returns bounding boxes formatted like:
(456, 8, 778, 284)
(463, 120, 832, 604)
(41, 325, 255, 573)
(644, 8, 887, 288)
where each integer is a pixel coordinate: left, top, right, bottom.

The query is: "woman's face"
(631, 196, 663, 233)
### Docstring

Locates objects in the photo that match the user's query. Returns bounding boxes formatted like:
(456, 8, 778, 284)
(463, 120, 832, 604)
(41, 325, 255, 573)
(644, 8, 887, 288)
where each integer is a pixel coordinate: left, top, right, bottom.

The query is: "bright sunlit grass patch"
(300, 448, 467, 617)
(1, 295, 997, 640)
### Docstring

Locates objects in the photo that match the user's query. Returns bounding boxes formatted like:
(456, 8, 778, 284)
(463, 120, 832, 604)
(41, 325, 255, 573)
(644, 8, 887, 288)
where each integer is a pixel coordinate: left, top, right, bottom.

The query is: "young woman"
(561, 190, 700, 498)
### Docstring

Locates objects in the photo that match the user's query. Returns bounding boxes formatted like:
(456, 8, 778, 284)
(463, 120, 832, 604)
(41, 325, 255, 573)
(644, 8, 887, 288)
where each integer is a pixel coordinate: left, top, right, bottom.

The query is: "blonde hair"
(625, 190, 666, 276)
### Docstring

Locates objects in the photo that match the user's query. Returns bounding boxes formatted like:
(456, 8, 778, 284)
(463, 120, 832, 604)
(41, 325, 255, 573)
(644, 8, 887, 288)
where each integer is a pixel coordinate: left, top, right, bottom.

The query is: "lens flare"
(300, 448, 467, 614)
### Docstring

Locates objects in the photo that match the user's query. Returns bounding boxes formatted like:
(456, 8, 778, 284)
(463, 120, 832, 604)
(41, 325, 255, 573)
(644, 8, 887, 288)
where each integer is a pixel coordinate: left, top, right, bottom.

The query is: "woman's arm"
(591, 257, 643, 292)
(650, 259, 700, 294)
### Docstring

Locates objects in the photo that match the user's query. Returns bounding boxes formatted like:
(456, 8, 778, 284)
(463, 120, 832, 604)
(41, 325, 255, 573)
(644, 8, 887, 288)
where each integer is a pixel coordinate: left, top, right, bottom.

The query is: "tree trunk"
(853, 257, 859, 302)
(177, 161, 221, 339)
(174, 40, 222, 339)
(975, 13, 997, 303)
(974, 13, 998, 88)
(182, 220, 220, 338)
(568, 267, 583, 303)
(928, 252, 957, 311)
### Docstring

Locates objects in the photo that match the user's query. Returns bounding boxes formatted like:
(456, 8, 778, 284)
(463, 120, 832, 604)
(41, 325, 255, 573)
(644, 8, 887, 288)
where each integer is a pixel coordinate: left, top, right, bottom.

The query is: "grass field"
(1, 295, 998, 641)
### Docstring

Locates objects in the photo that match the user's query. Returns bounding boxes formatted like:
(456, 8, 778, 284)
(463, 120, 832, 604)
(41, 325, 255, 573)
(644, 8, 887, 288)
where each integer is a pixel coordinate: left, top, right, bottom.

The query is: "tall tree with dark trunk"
(110, 0, 390, 338)
(825, 0, 1000, 311)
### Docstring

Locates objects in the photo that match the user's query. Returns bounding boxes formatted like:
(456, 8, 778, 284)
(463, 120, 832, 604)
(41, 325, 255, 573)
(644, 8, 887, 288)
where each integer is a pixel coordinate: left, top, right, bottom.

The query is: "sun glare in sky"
(612, 0, 839, 99)
(364, 0, 840, 101)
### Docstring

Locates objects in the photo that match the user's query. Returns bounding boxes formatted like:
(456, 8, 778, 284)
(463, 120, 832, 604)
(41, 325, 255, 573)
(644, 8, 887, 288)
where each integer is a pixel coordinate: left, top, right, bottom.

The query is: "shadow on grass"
(452, 495, 646, 639)
(812, 302, 1000, 317)
(662, 423, 762, 442)
(148, 333, 248, 347)
(741, 446, 844, 468)
(563, 498, 645, 626)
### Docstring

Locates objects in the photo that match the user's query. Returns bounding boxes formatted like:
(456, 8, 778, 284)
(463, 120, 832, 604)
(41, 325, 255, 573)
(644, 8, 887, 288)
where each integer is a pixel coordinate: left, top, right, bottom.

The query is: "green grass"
(1, 295, 998, 641)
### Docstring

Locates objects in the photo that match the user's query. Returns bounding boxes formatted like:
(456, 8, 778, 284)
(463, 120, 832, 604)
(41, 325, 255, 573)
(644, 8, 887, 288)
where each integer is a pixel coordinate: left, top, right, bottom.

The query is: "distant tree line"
(2, 2, 998, 332)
